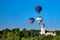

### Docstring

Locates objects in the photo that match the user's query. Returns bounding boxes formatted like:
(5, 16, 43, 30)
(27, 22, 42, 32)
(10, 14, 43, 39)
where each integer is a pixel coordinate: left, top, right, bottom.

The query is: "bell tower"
(40, 24, 45, 35)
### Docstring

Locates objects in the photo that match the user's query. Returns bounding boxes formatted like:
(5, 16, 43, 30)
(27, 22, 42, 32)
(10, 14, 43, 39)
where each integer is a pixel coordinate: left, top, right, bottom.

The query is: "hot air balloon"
(35, 6, 42, 14)
(29, 18, 34, 24)
(36, 16, 43, 24)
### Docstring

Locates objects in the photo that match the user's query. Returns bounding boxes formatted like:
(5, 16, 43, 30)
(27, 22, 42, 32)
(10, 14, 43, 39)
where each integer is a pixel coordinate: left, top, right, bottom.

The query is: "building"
(40, 24, 56, 36)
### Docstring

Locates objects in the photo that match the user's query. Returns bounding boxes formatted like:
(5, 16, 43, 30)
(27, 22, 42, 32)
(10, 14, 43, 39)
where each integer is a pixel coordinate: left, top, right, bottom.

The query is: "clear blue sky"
(0, 0, 60, 30)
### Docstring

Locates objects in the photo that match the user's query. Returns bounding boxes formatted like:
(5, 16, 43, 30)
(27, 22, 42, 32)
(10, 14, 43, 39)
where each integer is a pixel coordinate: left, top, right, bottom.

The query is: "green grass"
(21, 37, 37, 40)
(21, 37, 40, 40)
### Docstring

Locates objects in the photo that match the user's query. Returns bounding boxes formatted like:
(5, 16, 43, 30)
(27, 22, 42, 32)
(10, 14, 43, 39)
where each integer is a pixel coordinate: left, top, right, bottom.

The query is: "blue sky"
(0, 0, 60, 30)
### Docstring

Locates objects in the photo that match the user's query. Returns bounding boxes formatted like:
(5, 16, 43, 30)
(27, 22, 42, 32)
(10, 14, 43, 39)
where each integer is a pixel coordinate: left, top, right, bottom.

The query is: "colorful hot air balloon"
(35, 6, 42, 14)
(29, 18, 34, 24)
(36, 16, 43, 24)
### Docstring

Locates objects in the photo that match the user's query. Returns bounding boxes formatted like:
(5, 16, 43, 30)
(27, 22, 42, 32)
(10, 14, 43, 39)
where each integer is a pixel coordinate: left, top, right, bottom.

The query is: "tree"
(12, 28, 20, 40)
(0, 31, 3, 40)
(6, 31, 13, 40)
(55, 30, 60, 35)
(22, 28, 29, 38)
(29, 29, 40, 37)
(2, 28, 11, 40)
(1, 28, 20, 40)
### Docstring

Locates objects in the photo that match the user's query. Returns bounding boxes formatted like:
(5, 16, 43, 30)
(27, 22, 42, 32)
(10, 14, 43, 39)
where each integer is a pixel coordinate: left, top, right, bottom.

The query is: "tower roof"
(41, 24, 45, 27)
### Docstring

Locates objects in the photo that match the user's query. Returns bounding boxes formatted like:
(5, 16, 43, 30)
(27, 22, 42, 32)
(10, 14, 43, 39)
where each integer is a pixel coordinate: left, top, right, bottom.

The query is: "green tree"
(0, 31, 3, 40)
(55, 30, 60, 35)
(6, 31, 13, 40)
(22, 28, 29, 38)
(12, 28, 20, 40)
(29, 29, 40, 37)
(2, 28, 11, 40)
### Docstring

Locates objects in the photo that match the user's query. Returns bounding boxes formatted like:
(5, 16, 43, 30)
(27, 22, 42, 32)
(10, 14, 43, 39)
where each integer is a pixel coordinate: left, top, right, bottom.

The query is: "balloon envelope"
(29, 18, 34, 24)
(35, 6, 42, 14)
(36, 16, 43, 24)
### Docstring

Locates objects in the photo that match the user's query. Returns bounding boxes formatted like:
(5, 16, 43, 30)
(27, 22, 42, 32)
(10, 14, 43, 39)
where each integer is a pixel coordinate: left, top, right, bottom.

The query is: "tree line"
(0, 28, 60, 40)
